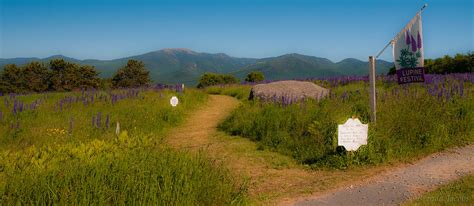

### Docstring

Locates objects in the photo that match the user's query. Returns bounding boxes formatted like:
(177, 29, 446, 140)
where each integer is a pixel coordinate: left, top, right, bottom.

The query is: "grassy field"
(0, 88, 207, 150)
(406, 175, 473, 206)
(1, 73, 472, 204)
(217, 74, 474, 169)
(0, 88, 246, 204)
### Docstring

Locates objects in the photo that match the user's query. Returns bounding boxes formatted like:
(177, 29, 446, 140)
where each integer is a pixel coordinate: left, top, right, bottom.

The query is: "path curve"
(165, 95, 240, 150)
(294, 145, 474, 206)
(165, 94, 474, 205)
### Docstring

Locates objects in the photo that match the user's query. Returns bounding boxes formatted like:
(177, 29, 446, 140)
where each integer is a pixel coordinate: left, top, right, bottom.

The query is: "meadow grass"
(217, 76, 474, 169)
(0, 132, 246, 205)
(406, 175, 474, 206)
(204, 85, 251, 101)
(0, 89, 207, 150)
(0, 88, 247, 204)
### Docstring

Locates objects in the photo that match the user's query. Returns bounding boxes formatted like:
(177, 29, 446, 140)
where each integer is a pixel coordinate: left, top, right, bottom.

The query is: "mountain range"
(0, 48, 393, 86)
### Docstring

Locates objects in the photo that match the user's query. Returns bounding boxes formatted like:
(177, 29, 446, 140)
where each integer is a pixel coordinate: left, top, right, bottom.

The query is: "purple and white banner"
(393, 13, 424, 84)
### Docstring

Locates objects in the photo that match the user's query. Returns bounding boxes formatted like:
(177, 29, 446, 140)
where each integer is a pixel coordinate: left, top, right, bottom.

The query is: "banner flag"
(392, 13, 424, 84)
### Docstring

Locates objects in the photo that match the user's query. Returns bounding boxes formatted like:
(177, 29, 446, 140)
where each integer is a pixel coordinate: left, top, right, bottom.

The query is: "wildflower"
(96, 112, 102, 128)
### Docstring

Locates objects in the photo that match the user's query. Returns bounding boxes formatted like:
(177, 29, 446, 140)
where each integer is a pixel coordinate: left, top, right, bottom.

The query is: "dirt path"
(166, 95, 474, 205)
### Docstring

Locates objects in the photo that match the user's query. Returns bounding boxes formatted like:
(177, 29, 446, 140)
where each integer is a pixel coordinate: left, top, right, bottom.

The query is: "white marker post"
(170, 96, 179, 107)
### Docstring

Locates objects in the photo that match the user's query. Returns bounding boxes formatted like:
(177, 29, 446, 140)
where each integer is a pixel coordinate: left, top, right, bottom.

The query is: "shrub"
(245, 71, 264, 83)
(197, 73, 239, 88)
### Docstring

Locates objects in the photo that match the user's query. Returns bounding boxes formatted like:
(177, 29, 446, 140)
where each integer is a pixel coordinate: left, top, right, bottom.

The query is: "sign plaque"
(338, 118, 368, 151)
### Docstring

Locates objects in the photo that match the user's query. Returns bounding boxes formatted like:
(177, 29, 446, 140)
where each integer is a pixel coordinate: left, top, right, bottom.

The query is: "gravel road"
(294, 145, 474, 206)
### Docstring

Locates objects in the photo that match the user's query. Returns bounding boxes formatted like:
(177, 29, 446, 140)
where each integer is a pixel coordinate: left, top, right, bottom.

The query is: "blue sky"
(0, 0, 472, 62)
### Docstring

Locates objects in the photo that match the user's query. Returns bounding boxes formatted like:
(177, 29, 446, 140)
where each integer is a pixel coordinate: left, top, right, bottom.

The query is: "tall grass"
(219, 76, 474, 169)
(406, 175, 474, 205)
(0, 132, 246, 204)
(204, 85, 251, 101)
(0, 89, 207, 150)
(0, 88, 248, 204)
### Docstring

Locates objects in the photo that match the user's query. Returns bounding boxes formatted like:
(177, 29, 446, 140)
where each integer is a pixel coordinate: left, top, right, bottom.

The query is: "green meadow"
(0, 73, 472, 204)
(0, 89, 246, 204)
(217, 75, 473, 169)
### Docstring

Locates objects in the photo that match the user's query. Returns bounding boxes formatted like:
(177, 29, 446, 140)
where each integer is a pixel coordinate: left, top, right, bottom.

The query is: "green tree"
(22, 62, 50, 92)
(49, 59, 74, 91)
(392, 52, 473, 75)
(221, 74, 239, 84)
(197, 73, 222, 88)
(76, 65, 101, 89)
(0, 64, 23, 93)
(452, 53, 471, 73)
(245, 71, 265, 83)
(112, 60, 150, 88)
(387, 66, 396, 75)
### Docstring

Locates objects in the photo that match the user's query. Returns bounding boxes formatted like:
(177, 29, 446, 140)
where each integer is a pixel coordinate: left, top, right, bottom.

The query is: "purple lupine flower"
(459, 82, 464, 97)
(417, 31, 422, 49)
(13, 101, 17, 116)
(445, 90, 451, 101)
(105, 114, 110, 128)
(96, 112, 102, 128)
(411, 35, 417, 52)
(405, 30, 411, 45)
(0, 109, 3, 121)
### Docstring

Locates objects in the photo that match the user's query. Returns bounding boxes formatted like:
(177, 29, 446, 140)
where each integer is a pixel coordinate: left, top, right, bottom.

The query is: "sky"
(0, 0, 472, 62)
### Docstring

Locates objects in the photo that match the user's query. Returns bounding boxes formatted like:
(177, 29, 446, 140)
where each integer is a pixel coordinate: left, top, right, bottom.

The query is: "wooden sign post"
(369, 56, 376, 124)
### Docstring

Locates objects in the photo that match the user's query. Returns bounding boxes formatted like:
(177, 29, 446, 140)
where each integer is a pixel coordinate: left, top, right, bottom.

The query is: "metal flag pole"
(368, 4, 428, 124)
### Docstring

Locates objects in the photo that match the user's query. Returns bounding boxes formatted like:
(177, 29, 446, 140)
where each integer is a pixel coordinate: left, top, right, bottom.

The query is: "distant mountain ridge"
(0, 49, 393, 85)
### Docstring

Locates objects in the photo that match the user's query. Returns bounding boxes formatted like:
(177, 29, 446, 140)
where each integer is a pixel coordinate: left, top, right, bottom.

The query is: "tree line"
(0, 59, 150, 94)
(197, 71, 264, 88)
(388, 52, 474, 75)
(0, 57, 264, 93)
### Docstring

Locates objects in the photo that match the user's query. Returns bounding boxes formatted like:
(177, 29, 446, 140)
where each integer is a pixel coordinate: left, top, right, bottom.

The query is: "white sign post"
(338, 118, 368, 151)
(170, 96, 179, 107)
